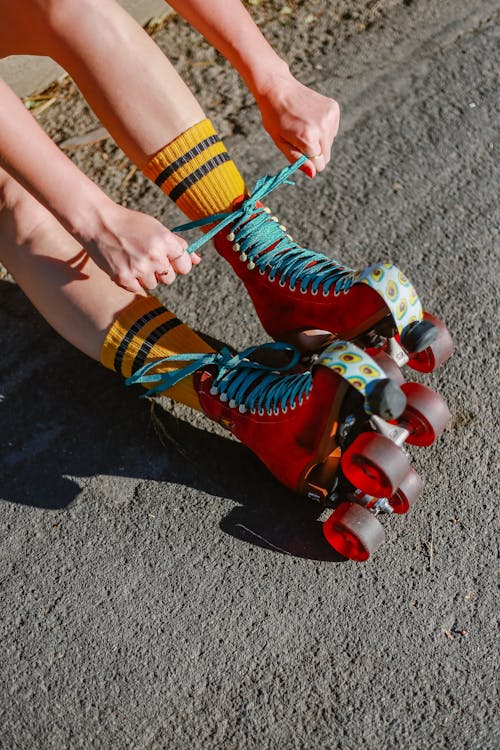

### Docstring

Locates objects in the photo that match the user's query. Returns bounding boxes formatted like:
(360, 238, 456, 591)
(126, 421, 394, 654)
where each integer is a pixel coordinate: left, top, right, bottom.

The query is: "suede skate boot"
(174, 157, 453, 372)
(126, 338, 450, 561)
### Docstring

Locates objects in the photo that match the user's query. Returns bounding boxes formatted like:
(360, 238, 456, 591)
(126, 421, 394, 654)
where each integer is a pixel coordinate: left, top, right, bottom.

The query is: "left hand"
(255, 70, 340, 178)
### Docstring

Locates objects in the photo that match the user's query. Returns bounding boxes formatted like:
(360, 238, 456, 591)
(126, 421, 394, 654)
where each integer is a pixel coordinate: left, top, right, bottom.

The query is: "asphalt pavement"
(0, 1, 498, 748)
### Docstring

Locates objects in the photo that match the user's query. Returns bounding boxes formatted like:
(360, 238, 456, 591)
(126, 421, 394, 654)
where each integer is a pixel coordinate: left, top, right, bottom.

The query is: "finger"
(321, 111, 341, 167)
(191, 252, 202, 265)
(278, 141, 317, 178)
(140, 271, 160, 291)
(311, 152, 327, 173)
(169, 246, 192, 276)
(318, 133, 333, 168)
(111, 273, 144, 294)
(156, 265, 176, 286)
(301, 137, 326, 174)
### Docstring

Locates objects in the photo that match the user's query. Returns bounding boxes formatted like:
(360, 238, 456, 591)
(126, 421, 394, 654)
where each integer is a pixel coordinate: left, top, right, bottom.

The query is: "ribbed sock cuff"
(101, 296, 215, 410)
(142, 118, 246, 221)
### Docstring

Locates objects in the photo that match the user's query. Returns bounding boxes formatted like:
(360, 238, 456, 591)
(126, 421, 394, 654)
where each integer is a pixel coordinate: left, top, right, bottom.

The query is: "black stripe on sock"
(132, 317, 183, 373)
(114, 306, 165, 374)
(154, 135, 221, 188)
(169, 152, 231, 203)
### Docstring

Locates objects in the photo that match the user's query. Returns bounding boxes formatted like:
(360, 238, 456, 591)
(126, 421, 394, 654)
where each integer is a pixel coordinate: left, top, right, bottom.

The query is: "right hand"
(78, 201, 200, 293)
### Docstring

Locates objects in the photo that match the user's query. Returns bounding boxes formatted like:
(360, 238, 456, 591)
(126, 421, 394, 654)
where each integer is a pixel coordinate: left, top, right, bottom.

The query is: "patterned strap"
(357, 263, 423, 335)
(317, 341, 387, 413)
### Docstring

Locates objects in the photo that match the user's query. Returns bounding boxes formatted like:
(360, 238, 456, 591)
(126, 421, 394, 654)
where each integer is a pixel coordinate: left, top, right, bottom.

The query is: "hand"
(256, 70, 340, 178)
(77, 201, 201, 293)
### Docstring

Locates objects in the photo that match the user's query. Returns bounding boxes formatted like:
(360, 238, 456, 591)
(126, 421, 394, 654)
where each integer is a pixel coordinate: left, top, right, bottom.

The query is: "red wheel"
(389, 467, 424, 513)
(341, 432, 411, 497)
(370, 349, 405, 385)
(323, 502, 385, 561)
(407, 313, 453, 373)
(400, 382, 451, 447)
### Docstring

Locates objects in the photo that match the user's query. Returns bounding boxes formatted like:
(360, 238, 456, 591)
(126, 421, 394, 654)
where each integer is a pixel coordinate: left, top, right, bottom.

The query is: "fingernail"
(302, 164, 315, 179)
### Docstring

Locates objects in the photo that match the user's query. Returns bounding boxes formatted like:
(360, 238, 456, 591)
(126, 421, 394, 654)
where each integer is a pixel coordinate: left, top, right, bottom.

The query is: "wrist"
(240, 55, 292, 100)
(61, 180, 116, 244)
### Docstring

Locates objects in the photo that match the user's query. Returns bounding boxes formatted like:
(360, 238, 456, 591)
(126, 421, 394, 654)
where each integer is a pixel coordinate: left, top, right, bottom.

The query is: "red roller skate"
(126, 339, 450, 562)
(174, 157, 453, 373)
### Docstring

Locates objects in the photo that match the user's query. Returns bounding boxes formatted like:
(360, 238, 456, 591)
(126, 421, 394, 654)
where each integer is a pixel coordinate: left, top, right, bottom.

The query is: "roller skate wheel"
(341, 432, 411, 498)
(406, 313, 454, 373)
(370, 350, 405, 386)
(323, 502, 385, 561)
(389, 467, 424, 514)
(400, 382, 451, 447)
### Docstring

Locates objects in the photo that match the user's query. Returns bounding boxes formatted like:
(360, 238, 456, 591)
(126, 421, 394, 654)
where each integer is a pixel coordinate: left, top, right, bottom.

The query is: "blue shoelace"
(125, 342, 312, 415)
(173, 155, 358, 296)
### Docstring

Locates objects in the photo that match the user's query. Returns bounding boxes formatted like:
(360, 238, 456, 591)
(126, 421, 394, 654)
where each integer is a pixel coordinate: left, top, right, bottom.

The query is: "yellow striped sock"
(101, 296, 215, 410)
(142, 118, 246, 222)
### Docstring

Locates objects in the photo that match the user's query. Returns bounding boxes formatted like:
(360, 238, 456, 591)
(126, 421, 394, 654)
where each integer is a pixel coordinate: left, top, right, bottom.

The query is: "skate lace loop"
(173, 156, 358, 295)
(125, 342, 313, 414)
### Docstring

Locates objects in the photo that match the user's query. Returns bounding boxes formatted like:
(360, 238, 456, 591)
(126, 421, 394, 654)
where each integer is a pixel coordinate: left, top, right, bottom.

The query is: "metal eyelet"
(311, 287, 318, 296)
(210, 386, 218, 396)
(227, 232, 235, 241)
(220, 393, 228, 402)
(239, 404, 247, 414)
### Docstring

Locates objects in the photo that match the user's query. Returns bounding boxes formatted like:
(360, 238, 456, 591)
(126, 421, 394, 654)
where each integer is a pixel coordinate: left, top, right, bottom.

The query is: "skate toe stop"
(365, 378, 407, 420)
(401, 319, 439, 353)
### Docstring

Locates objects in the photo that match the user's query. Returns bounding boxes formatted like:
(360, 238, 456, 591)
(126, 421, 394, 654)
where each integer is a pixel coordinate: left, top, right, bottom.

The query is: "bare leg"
(47, 0, 206, 165)
(0, 167, 141, 361)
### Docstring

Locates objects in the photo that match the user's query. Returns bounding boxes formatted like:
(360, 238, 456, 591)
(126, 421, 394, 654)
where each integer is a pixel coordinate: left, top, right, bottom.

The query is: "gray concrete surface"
(0, 1, 499, 748)
(0, 0, 167, 96)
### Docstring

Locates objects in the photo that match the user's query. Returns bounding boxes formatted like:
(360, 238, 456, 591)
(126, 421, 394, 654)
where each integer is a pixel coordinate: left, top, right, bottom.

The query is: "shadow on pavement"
(0, 280, 344, 563)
